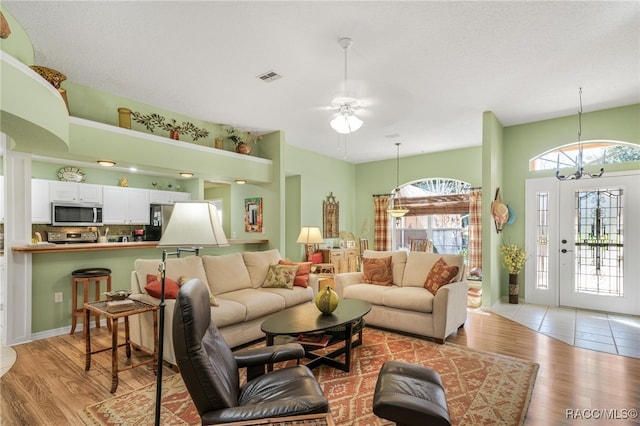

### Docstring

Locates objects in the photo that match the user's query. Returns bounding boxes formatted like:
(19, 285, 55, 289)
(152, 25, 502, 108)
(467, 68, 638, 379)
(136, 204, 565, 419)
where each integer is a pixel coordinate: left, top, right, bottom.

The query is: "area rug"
(78, 328, 539, 426)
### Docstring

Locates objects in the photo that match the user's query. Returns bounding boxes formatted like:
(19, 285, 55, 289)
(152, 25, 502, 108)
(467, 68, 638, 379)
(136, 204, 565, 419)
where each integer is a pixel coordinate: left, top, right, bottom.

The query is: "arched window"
(392, 178, 472, 254)
(530, 140, 640, 171)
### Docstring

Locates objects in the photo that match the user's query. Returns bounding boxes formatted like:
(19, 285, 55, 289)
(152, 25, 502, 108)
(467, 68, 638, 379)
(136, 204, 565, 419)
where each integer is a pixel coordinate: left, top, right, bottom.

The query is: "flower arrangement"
(224, 126, 262, 147)
(130, 111, 209, 141)
(500, 243, 527, 274)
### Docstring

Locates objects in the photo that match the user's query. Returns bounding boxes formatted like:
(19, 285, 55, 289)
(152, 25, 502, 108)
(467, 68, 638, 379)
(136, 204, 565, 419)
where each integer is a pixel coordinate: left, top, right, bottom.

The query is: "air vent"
(257, 70, 282, 82)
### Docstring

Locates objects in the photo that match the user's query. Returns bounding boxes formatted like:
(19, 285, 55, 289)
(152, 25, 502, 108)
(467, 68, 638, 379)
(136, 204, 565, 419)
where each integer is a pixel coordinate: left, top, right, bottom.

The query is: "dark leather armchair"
(172, 279, 329, 424)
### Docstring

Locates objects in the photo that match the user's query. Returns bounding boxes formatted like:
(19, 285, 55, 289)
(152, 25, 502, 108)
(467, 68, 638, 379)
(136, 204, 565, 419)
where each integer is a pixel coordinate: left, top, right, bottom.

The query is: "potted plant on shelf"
(224, 126, 262, 155)
(500, 243, 527, 304)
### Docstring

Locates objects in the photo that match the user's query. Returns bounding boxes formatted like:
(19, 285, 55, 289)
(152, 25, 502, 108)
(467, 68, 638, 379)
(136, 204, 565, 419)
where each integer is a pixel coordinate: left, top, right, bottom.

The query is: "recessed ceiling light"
(235, 179, 247, 185)
(97, 160, 116, 167)
(179, 172, 194, 178)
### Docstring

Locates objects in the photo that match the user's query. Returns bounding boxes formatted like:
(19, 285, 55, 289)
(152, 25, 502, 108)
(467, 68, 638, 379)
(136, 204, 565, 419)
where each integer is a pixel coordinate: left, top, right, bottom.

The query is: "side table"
(84, 299, 159, 393)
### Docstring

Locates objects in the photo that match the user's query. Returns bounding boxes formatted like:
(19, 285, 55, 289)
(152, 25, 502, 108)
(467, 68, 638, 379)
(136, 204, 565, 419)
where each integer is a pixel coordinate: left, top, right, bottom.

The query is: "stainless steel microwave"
(51, 201, 103, 226)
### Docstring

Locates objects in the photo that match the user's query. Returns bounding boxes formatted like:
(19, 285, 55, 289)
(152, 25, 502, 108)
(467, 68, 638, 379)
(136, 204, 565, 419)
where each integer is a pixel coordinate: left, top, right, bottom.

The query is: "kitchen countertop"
(11, 239, 269, 253)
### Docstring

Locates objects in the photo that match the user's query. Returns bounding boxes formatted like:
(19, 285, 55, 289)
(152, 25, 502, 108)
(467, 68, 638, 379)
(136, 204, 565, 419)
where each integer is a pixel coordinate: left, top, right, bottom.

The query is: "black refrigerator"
(144, 204, 174, 241)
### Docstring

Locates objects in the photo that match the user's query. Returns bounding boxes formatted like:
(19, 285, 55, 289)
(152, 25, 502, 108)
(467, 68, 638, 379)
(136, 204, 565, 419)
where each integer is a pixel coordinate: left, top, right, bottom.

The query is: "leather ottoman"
(373, 360, 450, 426)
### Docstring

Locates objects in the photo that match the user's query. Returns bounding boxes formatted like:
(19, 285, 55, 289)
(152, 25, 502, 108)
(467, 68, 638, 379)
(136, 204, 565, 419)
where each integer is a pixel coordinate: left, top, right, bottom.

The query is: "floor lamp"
(296, 226, 324, 261)
(155, 201, 228, 426)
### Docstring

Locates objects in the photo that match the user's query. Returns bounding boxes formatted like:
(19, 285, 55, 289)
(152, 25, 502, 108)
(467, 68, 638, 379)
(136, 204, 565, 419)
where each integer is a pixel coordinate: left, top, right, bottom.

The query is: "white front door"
(526, 171, 640, 315)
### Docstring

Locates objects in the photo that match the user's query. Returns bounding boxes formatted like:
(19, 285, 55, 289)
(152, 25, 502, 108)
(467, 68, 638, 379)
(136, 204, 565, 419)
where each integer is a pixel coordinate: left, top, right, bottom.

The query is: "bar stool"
(70, 267, 112, 335)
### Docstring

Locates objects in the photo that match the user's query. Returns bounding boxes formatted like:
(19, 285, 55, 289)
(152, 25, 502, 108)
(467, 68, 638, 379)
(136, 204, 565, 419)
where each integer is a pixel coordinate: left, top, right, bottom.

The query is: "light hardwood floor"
(1, 309, 639, 425)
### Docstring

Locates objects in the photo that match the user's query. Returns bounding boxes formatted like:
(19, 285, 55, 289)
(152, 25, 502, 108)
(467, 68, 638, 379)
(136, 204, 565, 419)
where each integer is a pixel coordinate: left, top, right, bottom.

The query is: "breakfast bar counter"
(11, 239, 269, 253)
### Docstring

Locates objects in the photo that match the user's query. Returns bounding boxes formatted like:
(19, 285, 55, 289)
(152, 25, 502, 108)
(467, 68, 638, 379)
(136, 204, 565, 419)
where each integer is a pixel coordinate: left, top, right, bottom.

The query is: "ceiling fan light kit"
(330, 37, 364, 135)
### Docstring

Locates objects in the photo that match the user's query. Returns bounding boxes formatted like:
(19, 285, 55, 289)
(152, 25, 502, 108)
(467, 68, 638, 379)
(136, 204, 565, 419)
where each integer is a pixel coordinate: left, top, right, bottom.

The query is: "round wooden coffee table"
(261, 299, 371, 372)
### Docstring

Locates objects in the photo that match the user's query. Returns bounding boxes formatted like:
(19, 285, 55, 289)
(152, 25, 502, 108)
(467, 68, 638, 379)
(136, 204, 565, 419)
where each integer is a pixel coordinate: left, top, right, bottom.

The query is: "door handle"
(561, 249, 573, 253)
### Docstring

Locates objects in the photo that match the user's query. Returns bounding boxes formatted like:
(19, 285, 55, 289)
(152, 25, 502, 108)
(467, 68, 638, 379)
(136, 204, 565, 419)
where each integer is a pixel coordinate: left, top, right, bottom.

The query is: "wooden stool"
(71, 268, 112, 335)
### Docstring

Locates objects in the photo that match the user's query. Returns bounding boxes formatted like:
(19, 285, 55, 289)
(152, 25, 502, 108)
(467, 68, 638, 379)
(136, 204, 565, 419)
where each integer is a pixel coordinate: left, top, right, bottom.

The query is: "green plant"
(224, 126, 262, 147)
(500, 243, 527, 274)
(131, 111, 209, 141)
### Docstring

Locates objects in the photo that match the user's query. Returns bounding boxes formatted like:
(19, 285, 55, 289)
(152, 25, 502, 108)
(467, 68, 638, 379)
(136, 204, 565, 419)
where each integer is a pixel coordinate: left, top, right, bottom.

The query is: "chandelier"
(387, 142, 409, 218)
(556, 88, 604, 180)
(330, 38, 363, 134)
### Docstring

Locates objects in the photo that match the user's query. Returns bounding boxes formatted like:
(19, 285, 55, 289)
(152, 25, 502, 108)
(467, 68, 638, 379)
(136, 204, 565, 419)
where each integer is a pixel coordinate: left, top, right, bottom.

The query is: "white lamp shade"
(158, 201, 229, 247)
(296, 226, 324, 244)
(330, 113, 363, 134)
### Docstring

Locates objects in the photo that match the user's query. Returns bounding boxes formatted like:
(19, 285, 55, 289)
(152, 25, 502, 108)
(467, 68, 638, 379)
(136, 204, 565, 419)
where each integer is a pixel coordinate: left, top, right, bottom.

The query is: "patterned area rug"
(78, 328, 538, 426)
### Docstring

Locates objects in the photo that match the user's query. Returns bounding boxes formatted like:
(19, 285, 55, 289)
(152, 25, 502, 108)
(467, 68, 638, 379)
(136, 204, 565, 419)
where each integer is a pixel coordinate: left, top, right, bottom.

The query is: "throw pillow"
(362, 256, 393, 285)
(177, 275, 218, 306)
(145, 274, 179, 299)
(278, 260, 312, 288)
(424, 257, 460, 295)
(262, 264, 299, 289)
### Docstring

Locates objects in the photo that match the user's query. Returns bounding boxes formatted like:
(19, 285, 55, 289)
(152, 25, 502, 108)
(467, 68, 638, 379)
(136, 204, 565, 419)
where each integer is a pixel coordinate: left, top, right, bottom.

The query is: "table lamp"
(154, 201, 228, 425)
(296, 226, 324, 261)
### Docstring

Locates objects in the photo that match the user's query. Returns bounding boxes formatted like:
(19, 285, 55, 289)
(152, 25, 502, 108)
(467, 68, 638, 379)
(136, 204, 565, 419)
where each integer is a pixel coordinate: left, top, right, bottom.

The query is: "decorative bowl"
(104, 290, 131, 301)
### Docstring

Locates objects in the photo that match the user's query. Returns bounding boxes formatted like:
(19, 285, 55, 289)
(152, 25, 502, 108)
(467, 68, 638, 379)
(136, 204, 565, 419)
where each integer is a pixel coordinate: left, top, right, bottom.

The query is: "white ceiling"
(4, 1, 639, 164)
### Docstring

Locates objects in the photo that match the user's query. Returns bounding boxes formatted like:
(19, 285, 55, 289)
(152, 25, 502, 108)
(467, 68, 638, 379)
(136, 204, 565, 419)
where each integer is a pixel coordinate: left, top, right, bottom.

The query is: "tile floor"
(491, 300, 640, 359)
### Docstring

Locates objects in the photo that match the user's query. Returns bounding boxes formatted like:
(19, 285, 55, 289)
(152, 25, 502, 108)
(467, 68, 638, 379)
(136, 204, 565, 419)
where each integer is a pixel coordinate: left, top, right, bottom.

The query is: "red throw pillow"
(424, 258, 459, 295)
(145, 274, 179, 299)
(310, 252, 323, 264)
(362, 256, 393, 285)
(279, 260, 312, 288)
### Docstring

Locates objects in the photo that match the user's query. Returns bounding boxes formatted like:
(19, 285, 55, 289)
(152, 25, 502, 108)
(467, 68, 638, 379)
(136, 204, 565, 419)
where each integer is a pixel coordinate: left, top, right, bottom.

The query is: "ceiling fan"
(328, 37, 365, 134)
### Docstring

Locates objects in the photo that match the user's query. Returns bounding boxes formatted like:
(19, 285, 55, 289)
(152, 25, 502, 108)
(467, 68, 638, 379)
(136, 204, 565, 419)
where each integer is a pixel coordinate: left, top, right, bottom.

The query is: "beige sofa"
(334, 250, 467, 343)
(129, 249, 318, 365)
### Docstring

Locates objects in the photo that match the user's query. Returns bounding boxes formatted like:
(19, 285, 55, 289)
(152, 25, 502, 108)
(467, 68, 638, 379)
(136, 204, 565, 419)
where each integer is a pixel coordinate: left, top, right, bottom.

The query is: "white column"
(2, 133, 33, 346)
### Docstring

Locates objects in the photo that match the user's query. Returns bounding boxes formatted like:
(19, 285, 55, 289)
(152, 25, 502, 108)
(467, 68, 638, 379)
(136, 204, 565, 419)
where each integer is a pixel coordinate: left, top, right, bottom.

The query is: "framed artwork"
(244, 197, 263, 232)
(323, 192, 339, 238)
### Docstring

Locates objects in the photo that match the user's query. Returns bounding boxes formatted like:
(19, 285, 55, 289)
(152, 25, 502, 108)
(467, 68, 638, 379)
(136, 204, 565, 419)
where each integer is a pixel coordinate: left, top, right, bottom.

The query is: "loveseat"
(334, 250, 467, 343)
(129, 249, 318, 365)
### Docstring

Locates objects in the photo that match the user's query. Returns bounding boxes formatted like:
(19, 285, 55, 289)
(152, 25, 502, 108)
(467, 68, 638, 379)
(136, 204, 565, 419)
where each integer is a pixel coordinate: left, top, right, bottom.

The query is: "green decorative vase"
(315, 285, 339, 314)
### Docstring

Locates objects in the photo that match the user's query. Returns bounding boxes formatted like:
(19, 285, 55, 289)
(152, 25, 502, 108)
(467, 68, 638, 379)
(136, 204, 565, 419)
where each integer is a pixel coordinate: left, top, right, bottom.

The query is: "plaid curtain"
(373, 196, 391, 251)
(468, 190, 482, 271)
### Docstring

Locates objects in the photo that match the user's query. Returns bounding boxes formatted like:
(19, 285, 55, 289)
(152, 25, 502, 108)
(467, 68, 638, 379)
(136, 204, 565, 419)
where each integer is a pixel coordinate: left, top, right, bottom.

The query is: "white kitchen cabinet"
(103, 186, 149, 224)
(31, 179, 52, 223)
(50, 181, 103, 203)
(149, 189, 191, 204)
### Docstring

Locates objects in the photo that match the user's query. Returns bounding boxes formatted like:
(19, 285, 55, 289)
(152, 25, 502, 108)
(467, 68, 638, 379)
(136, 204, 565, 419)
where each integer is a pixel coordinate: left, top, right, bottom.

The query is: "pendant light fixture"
(387, 142, 409, 218)
(330, 38, 363, 134)
(556, 87, 604, 180)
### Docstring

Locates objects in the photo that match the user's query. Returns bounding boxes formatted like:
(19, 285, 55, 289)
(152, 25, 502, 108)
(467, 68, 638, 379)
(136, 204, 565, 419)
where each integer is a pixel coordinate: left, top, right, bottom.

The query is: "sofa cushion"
(363, 250, 407, 285)
(135, 256, 208, 296)
(217, 288, 285, 321)
(382, 287, 435, 313)
(145, 274, 179, 299)
(343, 283, 395, 306)
(259, 287, 314, 307)
(402, 252, 464, 288)
(424, 257, 460, 295)
(278, 260, 312, 288)
(202, 253, 252, 295)
(362, 256, 393, 285)
(243, 249, 282, 288)
(210, 299, 248, 328)
(262, 264, 298, 289)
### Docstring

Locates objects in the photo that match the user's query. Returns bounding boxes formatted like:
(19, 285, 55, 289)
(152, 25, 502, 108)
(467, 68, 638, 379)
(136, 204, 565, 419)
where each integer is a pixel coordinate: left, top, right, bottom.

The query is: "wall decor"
(491, 187, 509, 233)
(323, 192, 339, 238)
(126, 110, 209, 141)
(244, 197, 263, 232)
(57, 166, 85, 182)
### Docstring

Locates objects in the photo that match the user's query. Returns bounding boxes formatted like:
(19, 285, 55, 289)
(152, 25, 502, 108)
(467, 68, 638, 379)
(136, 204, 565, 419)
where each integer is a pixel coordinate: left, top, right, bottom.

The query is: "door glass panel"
(536, 192, 549, 290)
(574, 188, 624, 296)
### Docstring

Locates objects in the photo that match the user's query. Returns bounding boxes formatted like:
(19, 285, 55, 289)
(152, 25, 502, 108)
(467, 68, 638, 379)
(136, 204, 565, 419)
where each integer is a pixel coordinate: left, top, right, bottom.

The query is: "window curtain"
(467, 190, 482, 272)
(373, 196, 391, 251)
